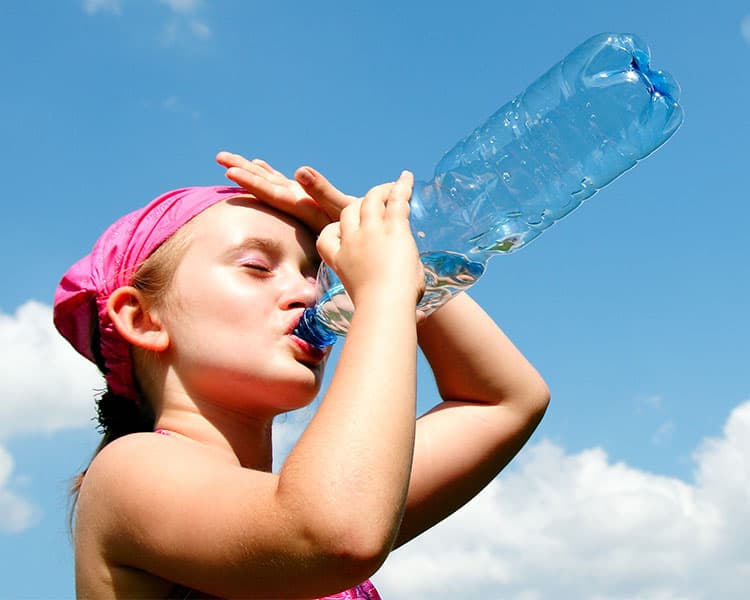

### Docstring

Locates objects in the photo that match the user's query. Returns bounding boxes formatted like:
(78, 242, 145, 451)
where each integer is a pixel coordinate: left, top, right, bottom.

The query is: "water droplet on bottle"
(502, 172, 512, 183)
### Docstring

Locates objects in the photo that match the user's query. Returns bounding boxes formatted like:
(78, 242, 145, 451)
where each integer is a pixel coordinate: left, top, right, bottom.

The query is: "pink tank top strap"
(317, 579, 382, 599)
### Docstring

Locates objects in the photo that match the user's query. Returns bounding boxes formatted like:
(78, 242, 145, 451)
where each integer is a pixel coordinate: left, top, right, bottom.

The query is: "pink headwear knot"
(53, 186, 249, 401)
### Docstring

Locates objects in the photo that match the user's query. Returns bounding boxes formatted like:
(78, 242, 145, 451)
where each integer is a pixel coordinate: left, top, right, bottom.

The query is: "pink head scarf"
(53, 186, 251, 402)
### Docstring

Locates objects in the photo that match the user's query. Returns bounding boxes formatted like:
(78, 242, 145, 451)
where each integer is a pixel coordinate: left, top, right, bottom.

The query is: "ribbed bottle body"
(295, 33, 683, 347)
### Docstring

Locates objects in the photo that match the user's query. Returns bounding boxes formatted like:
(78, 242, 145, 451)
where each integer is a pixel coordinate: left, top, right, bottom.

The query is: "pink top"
(167, 579, 381, 599)
(321, 579, 382, 599)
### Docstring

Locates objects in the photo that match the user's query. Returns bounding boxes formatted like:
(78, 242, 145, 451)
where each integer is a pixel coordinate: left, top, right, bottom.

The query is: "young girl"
(54, 152, 549, 599)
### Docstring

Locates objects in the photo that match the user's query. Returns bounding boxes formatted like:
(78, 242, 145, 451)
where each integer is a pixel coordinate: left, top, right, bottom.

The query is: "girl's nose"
(280, 272, 318, 309)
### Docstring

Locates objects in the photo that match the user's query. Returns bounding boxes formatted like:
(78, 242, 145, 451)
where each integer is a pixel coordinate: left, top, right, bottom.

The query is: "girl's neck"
(155, 406, 274, 471)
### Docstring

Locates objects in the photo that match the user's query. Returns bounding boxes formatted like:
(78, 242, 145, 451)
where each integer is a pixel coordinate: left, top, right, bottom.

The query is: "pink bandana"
(53, 186, 251, 401)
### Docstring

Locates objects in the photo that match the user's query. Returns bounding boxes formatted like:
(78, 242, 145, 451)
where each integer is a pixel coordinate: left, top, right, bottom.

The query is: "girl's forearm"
(417, 292, 549, 407)
(389, 293, 549, 547)
(278, 293, 418, 559)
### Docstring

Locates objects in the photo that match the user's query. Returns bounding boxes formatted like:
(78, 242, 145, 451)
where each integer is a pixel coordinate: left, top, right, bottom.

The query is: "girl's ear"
(107, 286, 169, 352)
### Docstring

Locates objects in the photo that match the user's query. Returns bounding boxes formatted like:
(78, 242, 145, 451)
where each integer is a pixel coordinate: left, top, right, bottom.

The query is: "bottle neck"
(293, 307, 337, 349)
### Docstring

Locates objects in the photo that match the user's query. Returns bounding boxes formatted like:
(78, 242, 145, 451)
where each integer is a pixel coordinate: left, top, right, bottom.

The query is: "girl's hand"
(217, 151, 356, 233)
(316, 171, 425, 308)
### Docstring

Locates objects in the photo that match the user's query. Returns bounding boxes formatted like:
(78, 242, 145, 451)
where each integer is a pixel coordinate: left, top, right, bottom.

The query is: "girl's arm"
(84, 173, 425, 599)
(220, 155, 549, 548)
(395, 292, 550, 546)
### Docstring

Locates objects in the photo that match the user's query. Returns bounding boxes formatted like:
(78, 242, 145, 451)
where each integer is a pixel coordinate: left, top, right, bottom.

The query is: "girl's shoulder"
(82, 431, 228, 496)
(75, 431, 250, 588)
(77, 431, 230, 528)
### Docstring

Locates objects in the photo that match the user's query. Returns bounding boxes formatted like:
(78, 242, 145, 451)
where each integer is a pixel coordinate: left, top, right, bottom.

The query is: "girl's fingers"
(359, 182, 390, 224)
(218, 152, 291, 187)
(295, 166, 356, 220)
(338, 198, 363, 237)
(224, 167, 290, 205)
(249, 158, 276, 175)
(315, 221, 341, 267)
(216, 151, 257, 173)
(224, 167, 329, 233)
(218, 152, 331, 233)
(385, 170, 414, 219)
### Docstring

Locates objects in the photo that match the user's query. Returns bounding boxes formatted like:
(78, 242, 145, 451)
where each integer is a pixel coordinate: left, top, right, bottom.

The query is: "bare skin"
(73, 159, 549, 599)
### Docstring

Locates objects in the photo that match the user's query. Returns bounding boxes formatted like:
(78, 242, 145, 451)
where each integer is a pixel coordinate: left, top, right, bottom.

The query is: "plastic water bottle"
(295, 32, 683, 348)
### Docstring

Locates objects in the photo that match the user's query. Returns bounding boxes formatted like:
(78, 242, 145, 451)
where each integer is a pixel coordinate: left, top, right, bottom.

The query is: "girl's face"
(159, 198, 329, 415)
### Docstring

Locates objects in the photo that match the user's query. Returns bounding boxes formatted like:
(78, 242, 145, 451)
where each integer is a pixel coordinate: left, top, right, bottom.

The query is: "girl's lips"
(289, 333, 327, 364)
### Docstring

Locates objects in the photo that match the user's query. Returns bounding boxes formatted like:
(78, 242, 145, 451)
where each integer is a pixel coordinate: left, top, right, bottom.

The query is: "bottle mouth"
(630, 55, 681, 103)
(613, 33, 679, 105)
(292, 306, 337, 349)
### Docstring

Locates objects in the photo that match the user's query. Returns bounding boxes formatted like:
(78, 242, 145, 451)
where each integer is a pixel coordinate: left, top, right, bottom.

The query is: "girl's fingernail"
(297, 168, 314, 185)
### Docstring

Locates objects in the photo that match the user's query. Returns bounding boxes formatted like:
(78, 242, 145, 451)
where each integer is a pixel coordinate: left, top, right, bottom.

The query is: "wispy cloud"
(634, 392, 664, 414)
(158, 0, 212, 45)
(82, 0, 122, 15)
(82, 0, 212, 43)
(159, 0, 202, 13)
(742, 15, 750, 44)
(160, 17, 212, 46)
(161, 95, 201, 119)
(651, 418, 676, 445)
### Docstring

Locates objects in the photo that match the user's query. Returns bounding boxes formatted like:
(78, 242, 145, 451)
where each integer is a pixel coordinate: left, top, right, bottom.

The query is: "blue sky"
(1, 1, 748, 598)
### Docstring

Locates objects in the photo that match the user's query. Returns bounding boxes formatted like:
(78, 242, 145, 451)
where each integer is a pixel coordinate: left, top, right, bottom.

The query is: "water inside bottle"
(295, 250, 487, 346)
(418, 250, 486, 314)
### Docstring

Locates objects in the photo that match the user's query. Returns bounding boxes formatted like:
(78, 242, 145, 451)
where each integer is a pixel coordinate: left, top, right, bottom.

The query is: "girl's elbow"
(310, 520, 393, 585)
(300, 506, 396, 580)
(528, 377, 551, 419)
(509, 374, 550, 423)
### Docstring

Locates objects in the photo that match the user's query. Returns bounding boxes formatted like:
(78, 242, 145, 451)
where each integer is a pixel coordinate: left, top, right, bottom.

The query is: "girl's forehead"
(191, 198, 318, 253)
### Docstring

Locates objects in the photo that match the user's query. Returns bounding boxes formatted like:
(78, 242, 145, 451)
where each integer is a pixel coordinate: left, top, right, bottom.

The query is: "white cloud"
(0, 444, 37, 533)
(0, 301, 102, 439)
(373, 401, 750, 599)
(82, 0, 122, 15)
(742, 15, 750, 44)
(3, 299, 750, 596)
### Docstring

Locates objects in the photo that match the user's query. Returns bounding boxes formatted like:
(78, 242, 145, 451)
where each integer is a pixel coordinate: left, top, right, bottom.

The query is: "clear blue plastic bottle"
(295, 32, 683, 348)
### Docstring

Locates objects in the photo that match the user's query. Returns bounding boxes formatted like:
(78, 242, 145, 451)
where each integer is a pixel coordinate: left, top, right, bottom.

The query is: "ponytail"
(68, 385, 155, 531)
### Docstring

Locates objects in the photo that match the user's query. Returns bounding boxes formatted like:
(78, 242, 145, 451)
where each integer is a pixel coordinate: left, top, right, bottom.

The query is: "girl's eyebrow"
(226, 237, 283, 257)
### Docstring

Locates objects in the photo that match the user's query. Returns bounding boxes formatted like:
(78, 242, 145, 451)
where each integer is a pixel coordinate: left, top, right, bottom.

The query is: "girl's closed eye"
(234, 250, 273, 274)
(242, 259, 272, 274)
